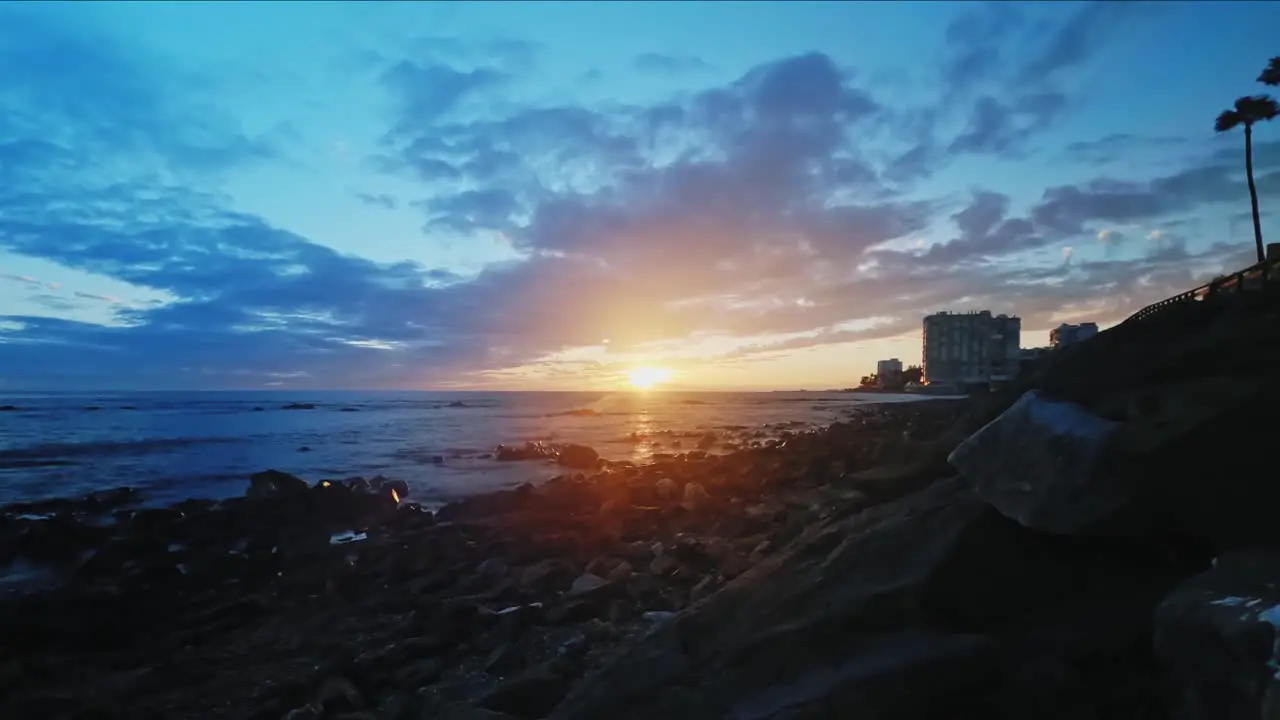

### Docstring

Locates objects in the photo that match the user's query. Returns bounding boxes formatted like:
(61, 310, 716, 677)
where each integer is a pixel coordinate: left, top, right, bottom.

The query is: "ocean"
(0, 390, 931, 507)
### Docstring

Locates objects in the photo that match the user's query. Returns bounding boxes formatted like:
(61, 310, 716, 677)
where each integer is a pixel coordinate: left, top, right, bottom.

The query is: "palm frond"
(1234, 94, 1280, 122)
(1260, 56, 1280, 87)
(1215, 109, 1242, 132)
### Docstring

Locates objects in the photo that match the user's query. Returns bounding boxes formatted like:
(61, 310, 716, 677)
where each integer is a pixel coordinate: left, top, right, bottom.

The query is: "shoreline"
(0, 391, 916, 508)
(0, 398, 972, 718)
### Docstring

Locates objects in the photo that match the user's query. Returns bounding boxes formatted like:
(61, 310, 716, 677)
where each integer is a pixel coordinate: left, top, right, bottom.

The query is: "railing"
(1122, 254, 1280, 326)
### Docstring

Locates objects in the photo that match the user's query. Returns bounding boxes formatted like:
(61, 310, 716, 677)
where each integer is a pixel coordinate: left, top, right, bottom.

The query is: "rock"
(315, 676, 363, 713)
(520, 559, 574, 594)
(557, 444, 599, 469)
(282, 402, 317, 410)
(548, 476, 1183, 719)
(649, 555, 679, 577)
(681, 482, 710, 512)
(480, 662, 574, 718)
(718, 554, 750, 580)
(496, 442, 555, 462)
(606, 561, 633, 583)
(954, 382, 1280, 545)
(476, 557, 509, 580)
(485, 644, 522, 673)
(689, 576, 718, 604)
(245, 469, 309, 498)
(1155, 549, 1280, 720)
(566, 573, 610, 598)
(654, 478, 679, 502)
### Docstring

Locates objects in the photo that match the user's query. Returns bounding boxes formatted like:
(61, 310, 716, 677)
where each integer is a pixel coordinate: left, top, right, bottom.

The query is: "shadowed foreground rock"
(1156, 550, 1280, 720)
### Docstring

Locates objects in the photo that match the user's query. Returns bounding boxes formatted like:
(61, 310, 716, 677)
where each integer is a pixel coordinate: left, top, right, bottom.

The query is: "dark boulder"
(952, 380, 1280, 547)
(1155, 549, 1280, 720)
(246, 469, 309, 499)
(557, 444, 599, 469)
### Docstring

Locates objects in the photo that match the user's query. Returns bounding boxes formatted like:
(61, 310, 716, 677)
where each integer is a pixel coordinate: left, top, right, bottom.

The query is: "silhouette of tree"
(1215, 95, 1279, 263)
(1260, 56, 1280, 86)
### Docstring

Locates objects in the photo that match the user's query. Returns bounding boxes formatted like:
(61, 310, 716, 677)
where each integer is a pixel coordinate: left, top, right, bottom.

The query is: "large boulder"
(550, 476, 1184, 719)
(557, 444, 599, 469)
(1155, 549, 1280, 720)
(951, 380, 1280, 546)
(246, 469, 309, 499)
(948, 390, 1123, 535)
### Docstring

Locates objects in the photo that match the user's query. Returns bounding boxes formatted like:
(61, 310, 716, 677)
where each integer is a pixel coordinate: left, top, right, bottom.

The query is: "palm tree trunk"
(1245, 123, 1265, 263)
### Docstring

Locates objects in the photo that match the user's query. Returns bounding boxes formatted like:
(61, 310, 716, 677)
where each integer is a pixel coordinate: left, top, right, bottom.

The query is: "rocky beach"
(2, 282, 1280, 720)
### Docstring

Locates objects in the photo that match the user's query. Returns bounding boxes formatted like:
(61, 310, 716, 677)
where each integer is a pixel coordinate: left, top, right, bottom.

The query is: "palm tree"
(1215, 95, 1279, 263)
(1260, 57, 1280, 86)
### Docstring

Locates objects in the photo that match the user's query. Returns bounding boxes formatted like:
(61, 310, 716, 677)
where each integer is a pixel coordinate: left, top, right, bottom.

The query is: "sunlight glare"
(626, 366, 672, 390)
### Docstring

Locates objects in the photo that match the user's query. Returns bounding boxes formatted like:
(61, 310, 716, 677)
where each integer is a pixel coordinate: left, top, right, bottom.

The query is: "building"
(922, 311, 1021, 388)
(876, 358, 903, 377)
(1049, 322, 1098, 348)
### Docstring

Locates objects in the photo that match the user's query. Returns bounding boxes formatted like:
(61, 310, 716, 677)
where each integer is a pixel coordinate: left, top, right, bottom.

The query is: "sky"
(1, 1, 1278, 392)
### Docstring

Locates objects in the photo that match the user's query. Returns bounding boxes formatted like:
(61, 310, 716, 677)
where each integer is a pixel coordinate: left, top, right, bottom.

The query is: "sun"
(626, 366, 672, 390)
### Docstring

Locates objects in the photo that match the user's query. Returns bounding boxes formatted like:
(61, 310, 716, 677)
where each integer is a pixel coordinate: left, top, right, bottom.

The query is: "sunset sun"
(626, 366, 672, 390)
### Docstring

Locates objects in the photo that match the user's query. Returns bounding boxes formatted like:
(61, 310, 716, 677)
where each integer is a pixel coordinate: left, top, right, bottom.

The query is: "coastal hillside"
(548, 274, 1280, 719)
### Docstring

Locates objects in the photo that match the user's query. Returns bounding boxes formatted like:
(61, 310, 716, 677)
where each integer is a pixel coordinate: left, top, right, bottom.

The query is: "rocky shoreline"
(0, 399, 968, 719)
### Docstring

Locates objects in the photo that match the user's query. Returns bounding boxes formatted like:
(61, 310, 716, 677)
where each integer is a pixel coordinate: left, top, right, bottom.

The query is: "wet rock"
(557, 444, 599, 469)
(654, 478, 679, 503)
(681, 481, 710, 512)
(246, 469, 309, 498)
(282, 402, 317, 410)
(495, 442, 555, 462)
(1155, 549, 1280, 720)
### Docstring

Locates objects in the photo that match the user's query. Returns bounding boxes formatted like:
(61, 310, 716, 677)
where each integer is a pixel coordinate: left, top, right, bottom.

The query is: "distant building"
(922, 311, 1021, 388)
(876, 358, 903, 377)
(1049, 322, 1098, 348)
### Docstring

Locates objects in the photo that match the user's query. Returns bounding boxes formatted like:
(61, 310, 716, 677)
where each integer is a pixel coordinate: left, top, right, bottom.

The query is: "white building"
(922, 311, 1021, 387)
(876, 358, 903, 377)
(1050, 322, 1098, 348)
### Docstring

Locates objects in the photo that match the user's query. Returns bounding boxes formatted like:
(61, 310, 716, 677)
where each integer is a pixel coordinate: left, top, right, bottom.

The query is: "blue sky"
(1, 1, 1278, 391)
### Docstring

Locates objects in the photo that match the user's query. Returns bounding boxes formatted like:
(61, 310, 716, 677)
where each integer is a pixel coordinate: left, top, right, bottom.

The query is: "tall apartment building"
(875, 358, 903, 377)
(922, 311, 1021, 387)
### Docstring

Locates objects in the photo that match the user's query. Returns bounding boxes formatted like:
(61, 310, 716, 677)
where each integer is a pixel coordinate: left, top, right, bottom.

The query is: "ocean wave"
(0, 436, 241, 464)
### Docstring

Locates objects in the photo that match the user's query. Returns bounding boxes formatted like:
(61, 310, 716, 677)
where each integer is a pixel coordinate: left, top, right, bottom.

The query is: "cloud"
(354, 192, 398, 209)
(73, 291, 124, 304)
(0, 6, 1266, 389)
(633, 53, 709, 75)
(1064, 134, 1189, 166)
(1, 273, 42, 287)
